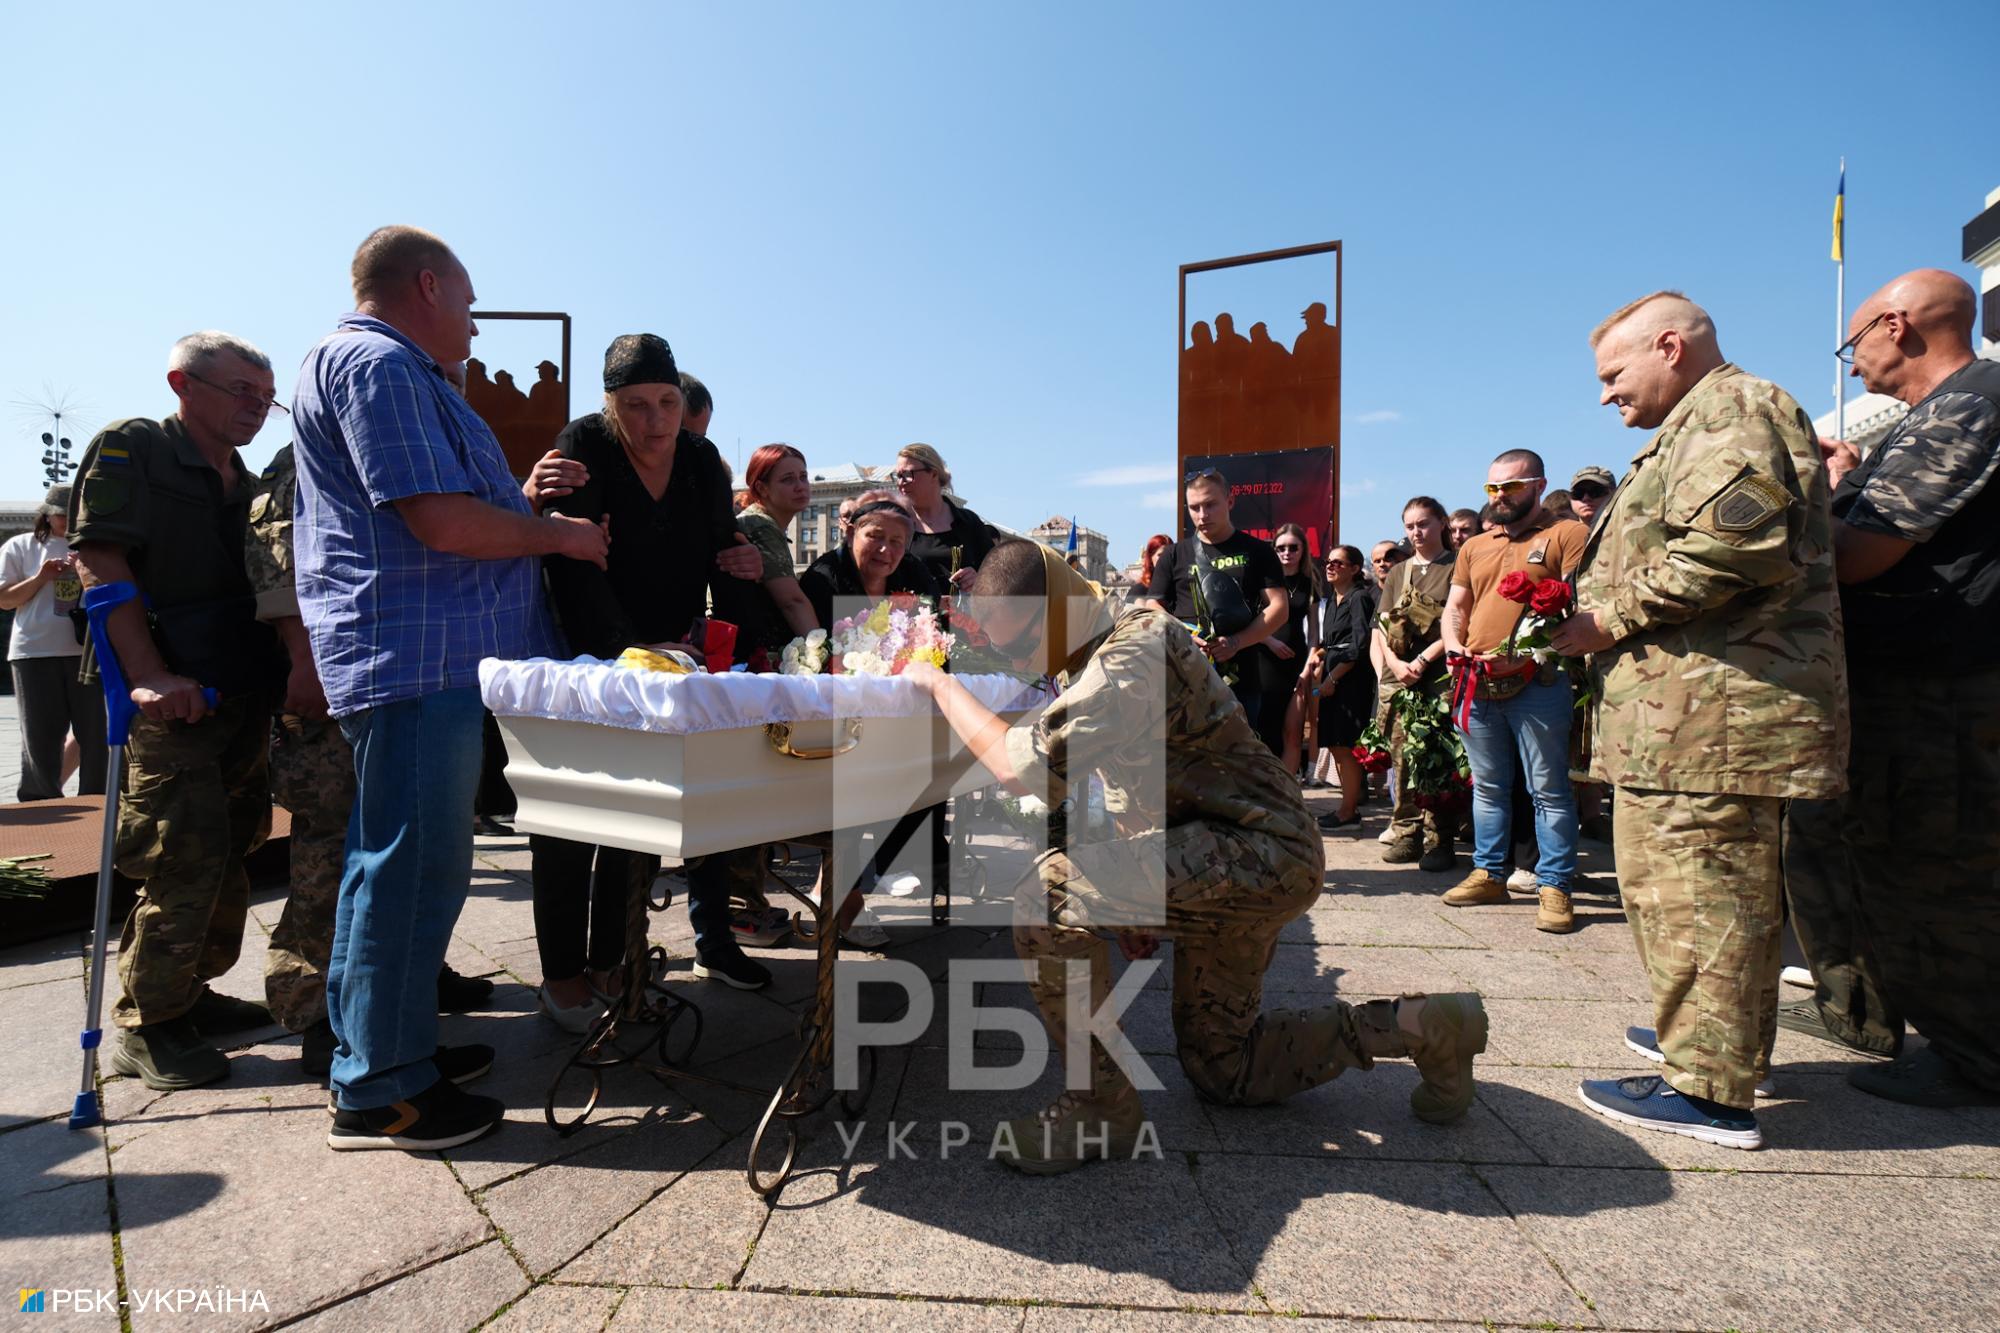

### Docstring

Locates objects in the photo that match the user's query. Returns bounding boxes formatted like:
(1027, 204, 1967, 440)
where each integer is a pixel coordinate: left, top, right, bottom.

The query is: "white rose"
(806, 629, 828, 647)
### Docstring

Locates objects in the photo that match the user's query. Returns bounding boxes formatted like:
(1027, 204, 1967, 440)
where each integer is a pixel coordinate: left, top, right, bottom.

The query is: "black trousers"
(12, 656, 107, 800)
(529, 834, 646, 979)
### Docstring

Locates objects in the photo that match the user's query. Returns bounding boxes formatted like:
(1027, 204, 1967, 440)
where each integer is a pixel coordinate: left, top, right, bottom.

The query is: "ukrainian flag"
(1831, 166, 1845, 263)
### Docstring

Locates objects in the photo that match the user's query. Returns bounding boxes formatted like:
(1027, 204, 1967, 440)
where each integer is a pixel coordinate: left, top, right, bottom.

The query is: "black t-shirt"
(906, 499, 998, 587)
(1146, 529, 1282, 628)
(544, 417, 738, 657)
(797, 546, 942, 630)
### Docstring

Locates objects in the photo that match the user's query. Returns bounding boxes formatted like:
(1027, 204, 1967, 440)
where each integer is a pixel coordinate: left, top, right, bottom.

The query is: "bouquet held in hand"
(1497, 572, 1574, 664)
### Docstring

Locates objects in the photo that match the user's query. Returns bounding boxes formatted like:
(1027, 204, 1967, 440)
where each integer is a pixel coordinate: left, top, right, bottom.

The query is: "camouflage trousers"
(1613, 788, 1782, 1108)
(113, 696, 272, 1028)
(1840, 668, 2000, 1091)
(1016, 818, 1401, 1104)
(263, 715, 355, 1031)
(1782, 797, 1902, 1056)
(1378, 680, 1442, 849)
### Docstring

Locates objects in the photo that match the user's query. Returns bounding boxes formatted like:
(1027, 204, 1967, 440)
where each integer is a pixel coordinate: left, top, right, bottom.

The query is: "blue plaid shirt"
(291, 314, 559, 717)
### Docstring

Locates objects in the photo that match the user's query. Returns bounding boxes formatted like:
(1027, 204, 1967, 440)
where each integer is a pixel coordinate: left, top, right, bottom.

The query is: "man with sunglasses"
(1439, 450, 1590, 930)
(1568, 466, 1615, 528)
(1141, 468, 1287, 743)
(1797, 268, 2000, 1109)
(1557, 290, 1844, 1150)
(68, 330, 292, 1090)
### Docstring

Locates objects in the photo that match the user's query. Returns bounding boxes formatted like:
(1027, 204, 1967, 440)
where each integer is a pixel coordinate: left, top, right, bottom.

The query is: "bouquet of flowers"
(1355, 685, 1472, 815)
(780, 594, 951, 677)
(1496, 572, 1574, 664)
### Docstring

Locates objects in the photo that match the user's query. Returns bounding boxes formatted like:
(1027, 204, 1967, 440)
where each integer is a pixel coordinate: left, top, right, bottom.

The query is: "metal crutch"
(68, 581, 214, 1129)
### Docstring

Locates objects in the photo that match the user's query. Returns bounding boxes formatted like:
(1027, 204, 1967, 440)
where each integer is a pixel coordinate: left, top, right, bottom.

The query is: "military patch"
(99, 446, 131, 466)
(82, 474, 131, 516)
(1527, 547, 1547, 565)
(1707, 475, 1787, 532)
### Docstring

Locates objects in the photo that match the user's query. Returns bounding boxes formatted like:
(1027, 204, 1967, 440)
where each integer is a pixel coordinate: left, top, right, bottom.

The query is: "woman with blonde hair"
(890, 443, 997, 590)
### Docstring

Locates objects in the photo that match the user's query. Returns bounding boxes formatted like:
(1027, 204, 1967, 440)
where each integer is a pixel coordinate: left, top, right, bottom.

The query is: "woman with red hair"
(729, 443, 822, 662)
(1138, 534, 1172, 604)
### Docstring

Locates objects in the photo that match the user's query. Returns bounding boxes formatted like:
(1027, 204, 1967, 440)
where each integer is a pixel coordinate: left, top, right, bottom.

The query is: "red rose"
(1496, 571, 1536, 604)
(888, 592, 920, 613)
(1529, 580, 1573, 616)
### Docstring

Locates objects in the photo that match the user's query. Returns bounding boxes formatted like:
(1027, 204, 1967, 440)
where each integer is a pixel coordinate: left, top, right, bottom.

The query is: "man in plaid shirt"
(291, 226, 608, 1153)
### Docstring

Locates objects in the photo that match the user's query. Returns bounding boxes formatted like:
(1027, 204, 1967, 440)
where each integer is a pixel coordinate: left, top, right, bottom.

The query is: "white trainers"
(539, 983, 603, 1035)
(886, 873, 923, 898)
(1780, 965, 1815, 989)
(1505, 868, 1538, 893)
(1377, 825, 1397, 845)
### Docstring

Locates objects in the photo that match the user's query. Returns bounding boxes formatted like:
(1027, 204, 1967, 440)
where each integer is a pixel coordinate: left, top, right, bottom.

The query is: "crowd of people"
(42, 220, 1998, 1168)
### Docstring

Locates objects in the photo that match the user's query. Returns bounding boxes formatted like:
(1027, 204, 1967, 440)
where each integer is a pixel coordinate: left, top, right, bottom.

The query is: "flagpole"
(1834, 157, 1846, 440)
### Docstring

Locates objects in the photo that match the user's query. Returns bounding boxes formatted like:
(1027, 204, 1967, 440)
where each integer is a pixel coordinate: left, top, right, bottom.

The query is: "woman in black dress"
(1260, 522, 1321, 764)
(797, 491, 941, 945)
(1306, 545, 1378, 830)
(890, 443, 996, 591)
(534, 333, 772, 1022)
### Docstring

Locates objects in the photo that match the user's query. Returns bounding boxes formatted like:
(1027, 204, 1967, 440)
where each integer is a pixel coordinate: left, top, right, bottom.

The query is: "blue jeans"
(1458, 676, 1577, 890)
(328, 686, 485, 1109)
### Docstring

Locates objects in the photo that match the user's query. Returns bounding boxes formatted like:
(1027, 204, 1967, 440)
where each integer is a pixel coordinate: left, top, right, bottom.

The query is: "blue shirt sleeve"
(336, 353, 473, 508)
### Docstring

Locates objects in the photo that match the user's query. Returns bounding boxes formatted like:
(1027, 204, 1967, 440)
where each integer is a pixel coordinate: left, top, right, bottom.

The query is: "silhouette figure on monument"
(1292, 301, 1338, 445)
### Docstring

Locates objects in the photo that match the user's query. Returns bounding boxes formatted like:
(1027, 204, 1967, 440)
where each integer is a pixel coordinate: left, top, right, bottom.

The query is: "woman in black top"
(796, 491, 941, 945)
(534, 333, 772, 1020)
(1259, 522, 1320, 760)
(1306, 545, 1379, 830)
(890, 443, 995, 590)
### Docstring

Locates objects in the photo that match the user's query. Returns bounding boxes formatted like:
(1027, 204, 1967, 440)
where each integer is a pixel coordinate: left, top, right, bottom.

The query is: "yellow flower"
(867, 603, 892, 634)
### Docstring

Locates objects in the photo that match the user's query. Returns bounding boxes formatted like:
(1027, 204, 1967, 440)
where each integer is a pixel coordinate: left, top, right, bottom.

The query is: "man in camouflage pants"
(1555, 292, 1847, 1150)
(907, 540, 1491, 1173)
(1813, 269, 2000, 1107)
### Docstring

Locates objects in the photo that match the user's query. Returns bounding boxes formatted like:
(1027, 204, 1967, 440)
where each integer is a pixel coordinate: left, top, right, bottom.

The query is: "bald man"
(1803, 268, 2000, 1108)
(1554, 291, 1846, 1149)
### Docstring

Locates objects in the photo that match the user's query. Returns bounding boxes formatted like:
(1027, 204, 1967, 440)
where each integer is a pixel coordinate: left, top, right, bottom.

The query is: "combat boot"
(1441, 868, 1506, 906)
(1380, 829, 1423, 864)
(111, 1015, 229, 1091)
(188, 986, 273, 1035)
(1417, 833, 1458, 874)
(995, 1086, 1145, 1176)
(1399, 993, 1489, 1123)
(1535, 885, 1575, 934)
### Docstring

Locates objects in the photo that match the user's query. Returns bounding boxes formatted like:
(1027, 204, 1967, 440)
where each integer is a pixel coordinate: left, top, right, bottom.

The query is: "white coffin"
(480, 658, 1040, 859)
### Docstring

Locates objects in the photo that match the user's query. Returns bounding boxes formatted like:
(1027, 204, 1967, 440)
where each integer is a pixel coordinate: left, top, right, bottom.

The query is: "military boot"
(111, 1015, 229, 1091)
(1380, 829, 1423, 864)
(995, 1086, 1145, 1176)
(188, 987, 273, 1035)
(1353, 993, 1488, 1123)
(1417, 833, 1458, 874)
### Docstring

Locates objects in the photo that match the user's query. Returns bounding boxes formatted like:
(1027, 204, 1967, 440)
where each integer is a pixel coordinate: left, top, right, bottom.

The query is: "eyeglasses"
(890, 466, 931, 485)
(1835, 311, 1890, 366)
(1571, 483, 1609, 500)
(1481, 477, 1542, 497)
(183, 370, 288, 416)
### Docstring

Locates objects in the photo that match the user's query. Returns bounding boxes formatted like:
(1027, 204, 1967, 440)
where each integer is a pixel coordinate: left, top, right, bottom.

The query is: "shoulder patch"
(1708, 475, 1788, 532)
(82, 474, 131, 517)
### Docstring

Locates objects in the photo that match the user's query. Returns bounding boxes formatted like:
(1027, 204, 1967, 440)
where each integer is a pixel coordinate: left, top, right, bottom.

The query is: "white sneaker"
(886, 873, 923, 898)
(841, 906, 891, 949)
(1780, 965, 1814, 989)
(539, 983, 603, 1035)
(1505, 868, 1538, 893)
(1377, 825, 1397, 845)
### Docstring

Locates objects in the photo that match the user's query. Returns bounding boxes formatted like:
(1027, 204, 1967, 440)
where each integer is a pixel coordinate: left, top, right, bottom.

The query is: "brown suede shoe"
(1535, 885, 1575, 933)
(1442, 868, 1507, 906)
(995, 1087, 1146, 1175)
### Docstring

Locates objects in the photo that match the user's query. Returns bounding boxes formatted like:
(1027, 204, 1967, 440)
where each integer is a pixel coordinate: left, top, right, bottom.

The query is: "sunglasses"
(1274, 543, 1304, 554)
(1482, 477, 1543, 497)
(1571, 483, 1608, 500)
(1325, 558, 1353, 567)
(1184, 467, 1225, 485)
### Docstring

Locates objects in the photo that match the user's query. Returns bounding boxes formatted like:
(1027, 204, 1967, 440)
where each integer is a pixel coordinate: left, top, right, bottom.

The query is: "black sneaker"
(189, 987, 274, 1035)
(435, 1043, 493, 1085)
(301, 1019, 336, 1077)
(437, 966, 496, 1013)
(692, 947, 772, 991)
(327, 1078, 503, 1153)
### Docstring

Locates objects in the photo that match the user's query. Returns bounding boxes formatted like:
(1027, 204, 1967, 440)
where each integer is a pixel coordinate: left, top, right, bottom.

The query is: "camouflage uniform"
(245, 445, 351, 1032)
(1823, 358, 2000, 1090)
(1373, 553, 1455, 851)
(1006, 606, 1404, 1105)
(1575, 363, 1847, 1108)
(68, 416, 277, 1029)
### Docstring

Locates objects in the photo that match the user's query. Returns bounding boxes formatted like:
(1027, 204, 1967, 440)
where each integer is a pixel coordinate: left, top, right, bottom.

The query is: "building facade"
(1024, 515, 1110, 583)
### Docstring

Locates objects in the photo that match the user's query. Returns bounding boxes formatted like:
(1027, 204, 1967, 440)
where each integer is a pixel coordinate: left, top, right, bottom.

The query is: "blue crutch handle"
(83, 583, 220, 742)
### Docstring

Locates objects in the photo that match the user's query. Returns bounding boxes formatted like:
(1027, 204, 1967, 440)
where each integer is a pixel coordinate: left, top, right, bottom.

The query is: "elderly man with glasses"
(70, 330, 293, 1091)
(1438, 448, 1591, 931)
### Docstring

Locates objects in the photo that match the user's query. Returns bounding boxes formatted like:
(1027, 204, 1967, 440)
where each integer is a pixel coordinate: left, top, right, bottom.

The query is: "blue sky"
(3, 2, 1991, 565)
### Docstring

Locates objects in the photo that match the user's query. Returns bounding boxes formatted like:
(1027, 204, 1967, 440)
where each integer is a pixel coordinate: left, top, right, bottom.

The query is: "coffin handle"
(764, 718, 863, 760)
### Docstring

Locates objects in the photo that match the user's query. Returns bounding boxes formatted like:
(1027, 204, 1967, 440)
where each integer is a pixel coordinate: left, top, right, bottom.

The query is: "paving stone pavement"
(4, 790, 1998, 1331)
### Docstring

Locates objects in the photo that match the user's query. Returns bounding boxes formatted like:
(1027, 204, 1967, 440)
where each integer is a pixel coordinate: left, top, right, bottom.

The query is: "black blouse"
(543, 416, 739, 658)
(797, 546, 942, 631)
(906, 498, 997, 587)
